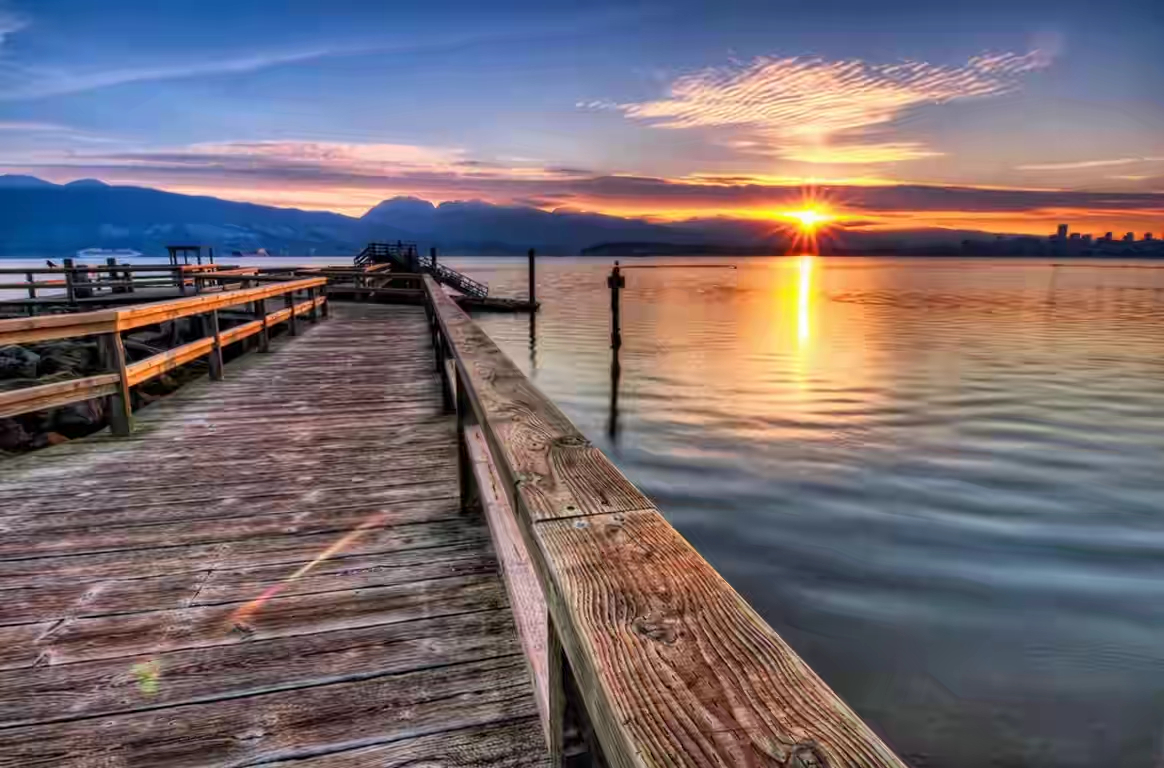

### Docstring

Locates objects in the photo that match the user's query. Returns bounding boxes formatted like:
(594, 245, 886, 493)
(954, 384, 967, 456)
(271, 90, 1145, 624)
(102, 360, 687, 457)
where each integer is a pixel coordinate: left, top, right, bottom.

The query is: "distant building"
(1082, 234, 1092, 243)
(1102, 232, 1113, 242)
(1145, 233, 1155, 241)
(1069, 232, 1081, 240)
(1056, 224, 1069, 239)
(76, 247, 142, 260)
(1124, 232, 1136, 242)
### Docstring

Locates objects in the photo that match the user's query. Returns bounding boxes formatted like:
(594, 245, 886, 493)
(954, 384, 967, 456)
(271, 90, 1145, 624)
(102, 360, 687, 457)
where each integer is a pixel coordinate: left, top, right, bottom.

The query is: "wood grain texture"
(0, 302, 547, 767)
(0, 656, 538, 768)
(0, 610, 522, 727)
(262, 720, 551, 767)
(535, 510, 906, 768)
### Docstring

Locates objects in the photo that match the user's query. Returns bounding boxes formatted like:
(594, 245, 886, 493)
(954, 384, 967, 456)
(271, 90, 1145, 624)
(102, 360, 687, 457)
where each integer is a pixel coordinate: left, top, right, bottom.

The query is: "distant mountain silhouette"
(361, 197, 716, 254)
(0, 175, 998, 258)
(0, 176, 408, 257)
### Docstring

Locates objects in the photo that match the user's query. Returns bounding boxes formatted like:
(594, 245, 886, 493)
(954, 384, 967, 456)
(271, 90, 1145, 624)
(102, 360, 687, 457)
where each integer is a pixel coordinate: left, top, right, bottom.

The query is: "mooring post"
(528, 248, 536, 307)
(607, 261, 624, 350)
(431, 246, 437, 270)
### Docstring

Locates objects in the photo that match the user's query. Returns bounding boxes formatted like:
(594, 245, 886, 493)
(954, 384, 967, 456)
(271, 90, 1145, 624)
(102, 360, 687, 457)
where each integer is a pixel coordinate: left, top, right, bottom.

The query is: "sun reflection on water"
(798, 254, 814, 346)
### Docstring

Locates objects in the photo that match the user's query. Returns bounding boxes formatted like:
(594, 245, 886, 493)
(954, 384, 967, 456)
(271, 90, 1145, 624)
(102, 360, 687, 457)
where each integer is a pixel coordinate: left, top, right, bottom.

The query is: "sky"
(0, 0, 1161, 234)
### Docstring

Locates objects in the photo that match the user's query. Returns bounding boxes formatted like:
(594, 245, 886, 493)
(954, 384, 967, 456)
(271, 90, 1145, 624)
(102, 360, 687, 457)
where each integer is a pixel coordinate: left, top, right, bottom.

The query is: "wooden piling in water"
(608, 261, 624, 350)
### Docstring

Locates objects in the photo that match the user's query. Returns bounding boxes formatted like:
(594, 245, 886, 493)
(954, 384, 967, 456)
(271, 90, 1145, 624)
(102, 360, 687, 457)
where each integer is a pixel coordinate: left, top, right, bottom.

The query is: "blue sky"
(0, 0, 1161, 232)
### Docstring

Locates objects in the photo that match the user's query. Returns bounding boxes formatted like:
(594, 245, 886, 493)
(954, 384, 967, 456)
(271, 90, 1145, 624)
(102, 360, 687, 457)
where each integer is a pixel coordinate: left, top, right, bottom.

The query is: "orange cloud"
(616, 51, 1051, 164)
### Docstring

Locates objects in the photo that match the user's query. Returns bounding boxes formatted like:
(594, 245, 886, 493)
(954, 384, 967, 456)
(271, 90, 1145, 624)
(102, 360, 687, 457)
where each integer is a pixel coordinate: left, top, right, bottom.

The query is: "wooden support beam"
(206, 310, 224, 381)
(255, 298, 269, 352)
(285, 292, 298, 336)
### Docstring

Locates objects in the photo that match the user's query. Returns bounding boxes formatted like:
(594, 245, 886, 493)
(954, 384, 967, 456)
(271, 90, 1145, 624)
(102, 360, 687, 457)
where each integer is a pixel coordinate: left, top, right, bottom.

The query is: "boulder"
(0, 346, 40, 380)
(33, 340, 97, 376)
(52, 397, 107, 437)
(0, 419, 34, 451)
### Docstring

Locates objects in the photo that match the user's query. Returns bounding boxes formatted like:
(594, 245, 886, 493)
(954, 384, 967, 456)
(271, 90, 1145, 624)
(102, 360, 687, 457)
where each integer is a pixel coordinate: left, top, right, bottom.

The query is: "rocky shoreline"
(0, 318, 212, 455)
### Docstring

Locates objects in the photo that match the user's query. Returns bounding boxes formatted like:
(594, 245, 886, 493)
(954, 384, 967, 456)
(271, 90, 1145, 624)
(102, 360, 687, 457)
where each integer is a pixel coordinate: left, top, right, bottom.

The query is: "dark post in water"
(528, 248, 536, 306)
(431, 246, 438, 269)
(608, 260, 624, 350)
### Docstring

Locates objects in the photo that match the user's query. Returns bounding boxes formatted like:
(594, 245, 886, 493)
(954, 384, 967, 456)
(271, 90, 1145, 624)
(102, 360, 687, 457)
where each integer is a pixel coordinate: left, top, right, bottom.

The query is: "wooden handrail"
(0, 279, 327, 431)
(422, 275, 905, 767)
(0, 264, 238, 275)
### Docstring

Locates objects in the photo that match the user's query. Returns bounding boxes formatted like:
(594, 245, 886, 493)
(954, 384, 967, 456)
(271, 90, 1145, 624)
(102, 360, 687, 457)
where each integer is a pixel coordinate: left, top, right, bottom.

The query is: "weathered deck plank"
(0, 303, 547, 766)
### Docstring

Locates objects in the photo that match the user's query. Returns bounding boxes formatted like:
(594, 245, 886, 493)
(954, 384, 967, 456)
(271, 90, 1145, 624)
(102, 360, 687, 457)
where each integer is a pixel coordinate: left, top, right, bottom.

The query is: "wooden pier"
(0, 274, 906, 766)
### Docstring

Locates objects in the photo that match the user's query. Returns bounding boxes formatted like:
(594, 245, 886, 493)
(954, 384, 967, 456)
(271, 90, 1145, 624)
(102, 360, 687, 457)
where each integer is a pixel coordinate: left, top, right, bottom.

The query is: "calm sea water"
(447, 255, 1164, 768)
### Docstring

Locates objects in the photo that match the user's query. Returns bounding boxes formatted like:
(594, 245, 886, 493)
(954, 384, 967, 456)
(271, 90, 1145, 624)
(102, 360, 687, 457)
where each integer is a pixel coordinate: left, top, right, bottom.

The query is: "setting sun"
(782, 208, 832, 230)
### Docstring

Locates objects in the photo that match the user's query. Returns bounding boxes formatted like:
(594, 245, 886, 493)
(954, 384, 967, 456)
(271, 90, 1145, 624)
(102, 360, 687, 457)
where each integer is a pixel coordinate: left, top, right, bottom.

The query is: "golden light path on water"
(798, 254, 814, 345)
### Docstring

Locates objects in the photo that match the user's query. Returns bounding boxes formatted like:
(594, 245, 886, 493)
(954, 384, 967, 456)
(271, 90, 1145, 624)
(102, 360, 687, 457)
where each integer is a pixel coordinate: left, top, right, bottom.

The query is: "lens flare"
(782, 209, 832, 231)
(228, 510, 391, 632)
(776, 189, 839, 255)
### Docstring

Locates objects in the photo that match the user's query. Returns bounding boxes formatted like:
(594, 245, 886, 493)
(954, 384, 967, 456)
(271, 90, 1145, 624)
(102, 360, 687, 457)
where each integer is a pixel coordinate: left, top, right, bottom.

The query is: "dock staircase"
(355, 242, 489, 298)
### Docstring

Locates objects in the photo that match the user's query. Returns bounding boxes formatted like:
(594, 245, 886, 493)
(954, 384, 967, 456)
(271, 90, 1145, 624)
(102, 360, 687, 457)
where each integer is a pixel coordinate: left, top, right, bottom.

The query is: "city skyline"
(0, 0, 1161, 235)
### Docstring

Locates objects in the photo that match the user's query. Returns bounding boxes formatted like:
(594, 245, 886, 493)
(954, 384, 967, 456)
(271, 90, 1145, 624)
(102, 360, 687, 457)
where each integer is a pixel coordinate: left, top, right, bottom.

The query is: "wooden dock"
(0, 303, 548, 766)
(0, 276, 907, 767)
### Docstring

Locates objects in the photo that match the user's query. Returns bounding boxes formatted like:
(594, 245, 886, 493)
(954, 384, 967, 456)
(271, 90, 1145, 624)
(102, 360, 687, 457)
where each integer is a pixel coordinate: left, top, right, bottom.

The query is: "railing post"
(455, 364, 476, 511)
(255, 297, 270, 352)
(176, 267, 187, 297)
(307, 286, 318, 322)
(285, 291, 298, 336)
(207, 310, 224, 380)
(98, 331, 133, 436)
(320, 284, 330, 319)
(63, 258, 77, 306)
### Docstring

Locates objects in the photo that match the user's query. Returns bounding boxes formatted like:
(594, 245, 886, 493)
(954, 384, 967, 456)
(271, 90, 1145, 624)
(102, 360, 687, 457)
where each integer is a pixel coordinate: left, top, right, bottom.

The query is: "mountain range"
(0, 175, 988, 258)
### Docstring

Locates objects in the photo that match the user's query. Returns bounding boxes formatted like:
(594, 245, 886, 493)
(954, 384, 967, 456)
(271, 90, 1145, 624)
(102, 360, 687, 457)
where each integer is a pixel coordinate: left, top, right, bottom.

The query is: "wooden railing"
(422, 275, 905, 767)
(0, 277, 328, 433)
(0, 262, 244, 306)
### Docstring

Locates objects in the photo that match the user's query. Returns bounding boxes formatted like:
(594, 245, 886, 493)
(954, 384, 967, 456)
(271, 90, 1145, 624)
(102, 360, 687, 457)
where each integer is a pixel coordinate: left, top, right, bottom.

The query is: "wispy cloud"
(1018, 157, 1164, 171)
(0, 49, 336, 101)
(611, 51, 1051, 164)
(0, 120, 72, 131)
(0, 9, 26, 47)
